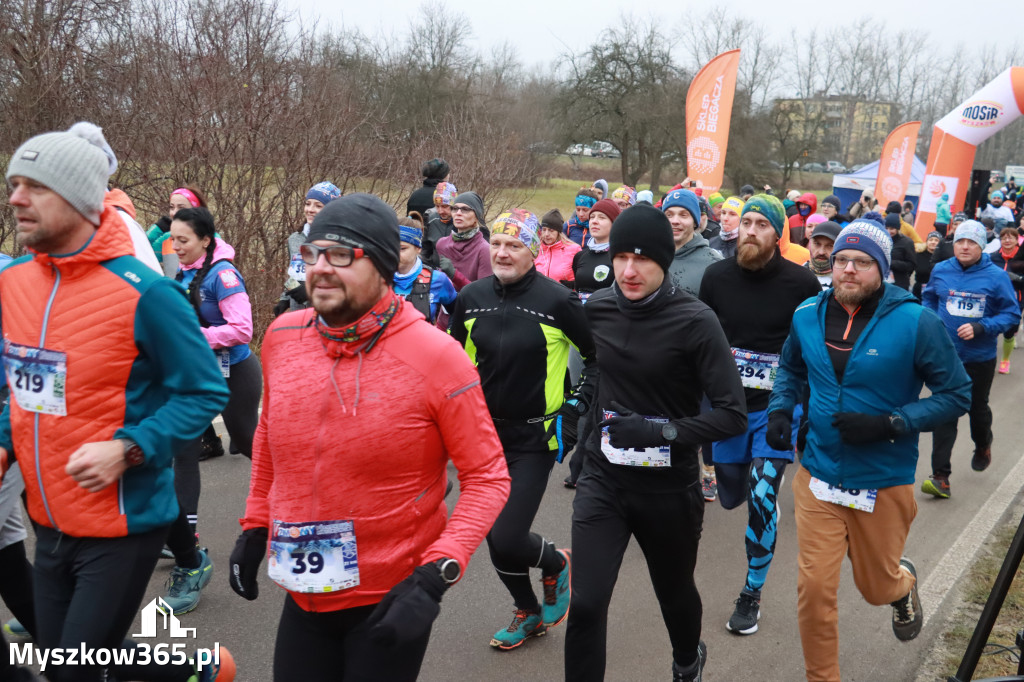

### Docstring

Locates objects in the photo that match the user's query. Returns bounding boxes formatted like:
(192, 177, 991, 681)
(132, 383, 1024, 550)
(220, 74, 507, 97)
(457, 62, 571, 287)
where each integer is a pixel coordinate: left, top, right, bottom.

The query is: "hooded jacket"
(0, 207, 230, 537)
(788, 192, 819, 239)
(105, 190, 160, 274)
(243, 296, 510, 612)
(176, 239, 253, 363)
(922, 253, 1021, 363)
(780, 218, 811, 266)
(770, 284, 971, 489)
(536, 239, 581, 283)
(667, 233, 723, 296)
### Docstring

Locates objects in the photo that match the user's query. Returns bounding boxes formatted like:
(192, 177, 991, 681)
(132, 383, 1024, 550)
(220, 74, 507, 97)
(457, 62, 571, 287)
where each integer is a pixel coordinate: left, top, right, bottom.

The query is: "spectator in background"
(788, 193, 818, 244)
(913, 231, 942, 300)
(885, 201, 923, 245)
(903, 200, 917, 225)
(636, 190, 655, 206)
(740, 185, 756, 201)
(784, 190, 801, 219)
(848, 190, 875, 220)
(935, 194, 951, 228)
(709, 192, 726, 221)
(885, 213, 917, 291)
(593, 179, 609, 200)
(709, 196, 744, 259)
(536, 209, 581, 284)
(802, 214, 827, 247)
(980, 191, 1016, 230)
(819, 194, 850, 227)
(407, 158, 450, 217)
(421, 181, 458, 268)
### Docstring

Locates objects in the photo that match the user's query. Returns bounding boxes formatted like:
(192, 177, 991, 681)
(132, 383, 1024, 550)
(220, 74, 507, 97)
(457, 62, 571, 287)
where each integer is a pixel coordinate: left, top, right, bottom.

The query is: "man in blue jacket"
(767, 221, 971, 681)
(922, 219, 1020, 497)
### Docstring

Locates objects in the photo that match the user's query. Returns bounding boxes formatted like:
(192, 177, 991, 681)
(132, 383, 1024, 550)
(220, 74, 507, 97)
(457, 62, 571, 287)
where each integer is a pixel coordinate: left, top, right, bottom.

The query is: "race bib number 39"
(732, 348, 780, 391)
(600, 410, 671, 467)
(946, 290, 985, 319)
(3, 341, 67, 416)
(268, 520, 359, 593)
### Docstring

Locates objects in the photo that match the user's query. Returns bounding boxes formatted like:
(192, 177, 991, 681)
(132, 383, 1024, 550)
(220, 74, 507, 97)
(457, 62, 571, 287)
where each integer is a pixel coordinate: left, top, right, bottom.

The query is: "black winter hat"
(886, 200, 902, 214)
(821, 194, 842, 211)
(608, 204, 674, 273)
(540, 209, 564, 231)
(884, 213, 902, 229)
(421, 158, 450, 180)
(307, 193, 400, 282)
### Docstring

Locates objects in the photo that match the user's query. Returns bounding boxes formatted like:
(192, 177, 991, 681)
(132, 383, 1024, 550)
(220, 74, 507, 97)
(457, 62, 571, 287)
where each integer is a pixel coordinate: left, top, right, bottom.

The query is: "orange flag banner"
(686, 49, 741, 193)
(874, 121, 921, 208)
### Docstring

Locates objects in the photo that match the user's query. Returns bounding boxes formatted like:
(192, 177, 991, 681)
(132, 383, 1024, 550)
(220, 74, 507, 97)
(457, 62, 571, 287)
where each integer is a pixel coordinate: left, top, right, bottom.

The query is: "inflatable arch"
(913, 67, 1024, 238)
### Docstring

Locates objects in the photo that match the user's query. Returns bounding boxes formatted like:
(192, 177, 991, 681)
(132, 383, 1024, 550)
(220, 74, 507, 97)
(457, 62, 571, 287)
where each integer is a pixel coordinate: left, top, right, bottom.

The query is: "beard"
(833, 278, 880, 306)
(736, 240, 775, 270)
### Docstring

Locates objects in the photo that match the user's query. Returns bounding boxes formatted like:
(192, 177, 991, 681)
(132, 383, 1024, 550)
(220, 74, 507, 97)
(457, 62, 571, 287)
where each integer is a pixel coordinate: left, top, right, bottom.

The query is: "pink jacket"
(536, 240, 581, 282)
(242, 295, 510, 612)
(180, 238, 253, 349)
(436, 232, 492, 282)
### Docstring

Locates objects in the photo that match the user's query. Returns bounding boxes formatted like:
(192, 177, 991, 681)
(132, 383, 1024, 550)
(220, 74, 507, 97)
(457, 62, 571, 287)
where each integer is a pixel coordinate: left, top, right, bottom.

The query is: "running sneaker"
(190, 645, 236, 682)
(671, 640, 707, 682)
(3, 618, 29, 641)
(726, 592, 761, 635)
(701, 474, 717, 502)
(165, 549, 214, 615)
(891, 558, 922, 641)
(541, 549, 571, 627)
(971, 446, 992, 472)
(999, 359, 1011, 375)
(921, 475, 950, 499)
(489, 609, 547, 650)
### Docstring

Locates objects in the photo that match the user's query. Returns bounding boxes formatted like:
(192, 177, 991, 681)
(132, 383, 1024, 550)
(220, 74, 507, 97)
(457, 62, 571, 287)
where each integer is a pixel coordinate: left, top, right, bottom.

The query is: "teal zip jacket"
(768, 284, 971, 489)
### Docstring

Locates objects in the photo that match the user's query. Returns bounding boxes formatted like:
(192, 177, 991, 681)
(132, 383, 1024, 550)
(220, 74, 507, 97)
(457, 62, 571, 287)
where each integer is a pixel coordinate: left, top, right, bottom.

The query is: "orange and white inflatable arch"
(913, 66, 1024, 238)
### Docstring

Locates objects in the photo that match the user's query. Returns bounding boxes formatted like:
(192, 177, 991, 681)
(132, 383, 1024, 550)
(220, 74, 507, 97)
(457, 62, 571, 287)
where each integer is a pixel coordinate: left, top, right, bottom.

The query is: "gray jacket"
(668, 233, 723, 296)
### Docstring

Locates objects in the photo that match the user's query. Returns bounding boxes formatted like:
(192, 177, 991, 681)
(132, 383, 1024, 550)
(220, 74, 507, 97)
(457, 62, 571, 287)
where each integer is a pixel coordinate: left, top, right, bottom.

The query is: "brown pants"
(792, 466, 917, 682)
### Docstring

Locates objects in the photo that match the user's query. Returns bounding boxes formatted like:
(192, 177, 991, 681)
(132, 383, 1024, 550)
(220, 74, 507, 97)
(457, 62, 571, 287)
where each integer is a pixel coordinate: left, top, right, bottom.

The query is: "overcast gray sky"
(285, 0, 985, 80)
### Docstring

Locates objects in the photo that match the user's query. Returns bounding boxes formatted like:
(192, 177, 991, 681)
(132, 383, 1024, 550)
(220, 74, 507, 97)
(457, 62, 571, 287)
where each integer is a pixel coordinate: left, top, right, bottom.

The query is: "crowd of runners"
(0, 123, 1020, 682)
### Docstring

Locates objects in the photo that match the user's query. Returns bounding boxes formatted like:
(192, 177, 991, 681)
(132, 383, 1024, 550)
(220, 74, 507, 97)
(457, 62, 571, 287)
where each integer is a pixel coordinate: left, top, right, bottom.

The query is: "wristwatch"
(566, 398, 587, 415)
(889, 413, 907, 437)
(661, 423, 679, 443)
(435, 557, 461, 585)
(121, 439, 145, 468)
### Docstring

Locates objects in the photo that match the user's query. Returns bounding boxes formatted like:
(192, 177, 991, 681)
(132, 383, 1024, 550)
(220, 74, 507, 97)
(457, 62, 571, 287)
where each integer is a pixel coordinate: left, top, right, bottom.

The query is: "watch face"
(439, 559, 460, 582)
(125, 445, 145, 467)
(662, 424, 678, 441)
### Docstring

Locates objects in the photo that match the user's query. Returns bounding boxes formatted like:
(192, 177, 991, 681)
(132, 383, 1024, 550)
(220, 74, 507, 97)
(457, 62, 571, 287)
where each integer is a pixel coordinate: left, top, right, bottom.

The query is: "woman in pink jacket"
(535, 209, 581, 284)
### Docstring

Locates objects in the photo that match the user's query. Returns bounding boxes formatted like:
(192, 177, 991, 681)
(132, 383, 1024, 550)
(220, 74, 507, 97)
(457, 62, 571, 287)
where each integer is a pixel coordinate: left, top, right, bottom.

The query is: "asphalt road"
(5, 369, 1024, 681)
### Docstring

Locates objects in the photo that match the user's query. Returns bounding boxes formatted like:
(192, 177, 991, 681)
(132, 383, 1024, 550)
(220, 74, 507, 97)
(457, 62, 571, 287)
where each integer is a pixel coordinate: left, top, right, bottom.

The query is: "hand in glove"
(228, 527, 268, 600)
(765, 411, 793, 451)
(545, 398, 585, 462)
(286, 284, 309, 305)
(599, 401, 666, 449)
(365, 564, 447, 647)
(831, 412, 898, 445)
(272, 299, 290, 317)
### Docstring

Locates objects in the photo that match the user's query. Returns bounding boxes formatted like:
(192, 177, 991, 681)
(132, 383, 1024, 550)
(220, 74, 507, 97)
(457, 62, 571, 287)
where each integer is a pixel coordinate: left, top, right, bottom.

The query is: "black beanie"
(541, 208, 564, 230)
(886, 200, 902, 214)
(821, 194, 842, 211)
(421, 158, 450, 181)
(608, 204, 674, 272)
(307, 193, 400, 282)
(884, 212, 901, 229)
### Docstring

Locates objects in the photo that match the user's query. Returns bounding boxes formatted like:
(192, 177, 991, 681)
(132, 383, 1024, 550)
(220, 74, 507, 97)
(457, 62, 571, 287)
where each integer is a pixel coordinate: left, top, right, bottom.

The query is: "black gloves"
(286, 284, 309, 305)
(229, 527, 268, 600)
(272, 299, 290, 317)
(599, 401, 665, 449)
(546, 398, 586, 462)
(831, 412, 901, 444)
(366, 564, 447, 646)
(438, 257, 457, 281)
(765, 411, 793, 451)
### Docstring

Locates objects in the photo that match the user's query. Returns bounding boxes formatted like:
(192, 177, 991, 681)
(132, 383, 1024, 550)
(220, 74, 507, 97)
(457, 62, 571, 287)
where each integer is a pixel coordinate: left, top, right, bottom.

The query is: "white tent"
(831, 155, 928, 210)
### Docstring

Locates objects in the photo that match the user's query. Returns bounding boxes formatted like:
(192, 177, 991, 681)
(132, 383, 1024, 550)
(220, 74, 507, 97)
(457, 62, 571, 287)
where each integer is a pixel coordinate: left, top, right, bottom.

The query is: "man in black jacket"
(698, 194, 822, 637)
(886, 213, 917, 290)
(406, 157, 449, 217)
(449, 209, 596, 652)
(565, 204, 747, 682)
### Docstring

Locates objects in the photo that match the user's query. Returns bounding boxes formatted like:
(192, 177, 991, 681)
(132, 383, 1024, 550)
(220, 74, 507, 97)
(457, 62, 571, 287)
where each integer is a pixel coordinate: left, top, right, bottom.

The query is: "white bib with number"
(600, 410, 671, 467)
(286, 252, 307, 283)
(268, 519, 360, 593)
(3, 341, 67, 416)
(217, 349, 231, 378)
(808, 477, 877, 513)
(946, 290, 985, 319)
(578, 291, 592, 304)
(732, 347, 780, 391)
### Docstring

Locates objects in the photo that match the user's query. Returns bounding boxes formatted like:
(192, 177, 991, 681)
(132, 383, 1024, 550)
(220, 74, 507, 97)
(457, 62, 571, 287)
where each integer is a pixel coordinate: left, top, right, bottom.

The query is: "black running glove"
(599, 401, 665, 449)
(229, 527, 268, 601)
(272, 299, 290, 317)
(545, 398, 586, 462)
(765, 411, 793, 451)
(286, 284, 309, 306)
(366, 564, 447, 647)
(831, 412, 895, 444)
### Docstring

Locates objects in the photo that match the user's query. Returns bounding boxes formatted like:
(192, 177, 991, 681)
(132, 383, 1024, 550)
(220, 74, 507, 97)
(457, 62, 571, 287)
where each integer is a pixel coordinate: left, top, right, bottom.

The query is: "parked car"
(802, 162, 826, 173)
(565, 144, 584, 156)
(850, 163, 866, 172)
(825, 160, 846, 173)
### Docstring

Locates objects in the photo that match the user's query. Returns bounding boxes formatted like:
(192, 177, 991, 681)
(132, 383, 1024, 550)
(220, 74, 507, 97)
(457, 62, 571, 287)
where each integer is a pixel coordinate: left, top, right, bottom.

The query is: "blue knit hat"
(399, 224, 422, 248)
(954, 220, 987, 250)
(306, 181, 341, 206)
(661, 188, 700, 222)
(832, 220, 892, 278)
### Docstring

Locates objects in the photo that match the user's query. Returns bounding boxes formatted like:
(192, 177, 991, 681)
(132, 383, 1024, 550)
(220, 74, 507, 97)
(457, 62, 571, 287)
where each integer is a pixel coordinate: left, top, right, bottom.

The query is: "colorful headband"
(612, 186, 637, 206)
(433, 182, 458, 207)
(575, 194, 597, 209)
(491, 209, 540, 257)
(399, 224, 422, 248)
(171, 188, 201, 208)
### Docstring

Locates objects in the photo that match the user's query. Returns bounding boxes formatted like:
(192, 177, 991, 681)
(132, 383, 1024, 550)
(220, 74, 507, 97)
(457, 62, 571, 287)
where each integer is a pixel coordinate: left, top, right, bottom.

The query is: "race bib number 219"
(3, 341, 67, 416)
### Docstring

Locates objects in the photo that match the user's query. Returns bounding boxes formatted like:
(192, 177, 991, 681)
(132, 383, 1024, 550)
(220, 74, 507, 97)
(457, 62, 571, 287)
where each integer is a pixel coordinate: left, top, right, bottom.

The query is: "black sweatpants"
(486, 448, 563, 611)
(565, 468, 705, 681)
(273, 596, 431, 682)
(221, 353, 262, 459)
(932, 357, 996, 478)
(166, 437, 202, 568)
(33, 523, 194, 682)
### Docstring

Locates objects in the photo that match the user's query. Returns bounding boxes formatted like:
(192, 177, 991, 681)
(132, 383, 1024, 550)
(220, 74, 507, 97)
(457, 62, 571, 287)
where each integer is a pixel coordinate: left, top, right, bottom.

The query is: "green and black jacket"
(449, 267, 597, 453)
